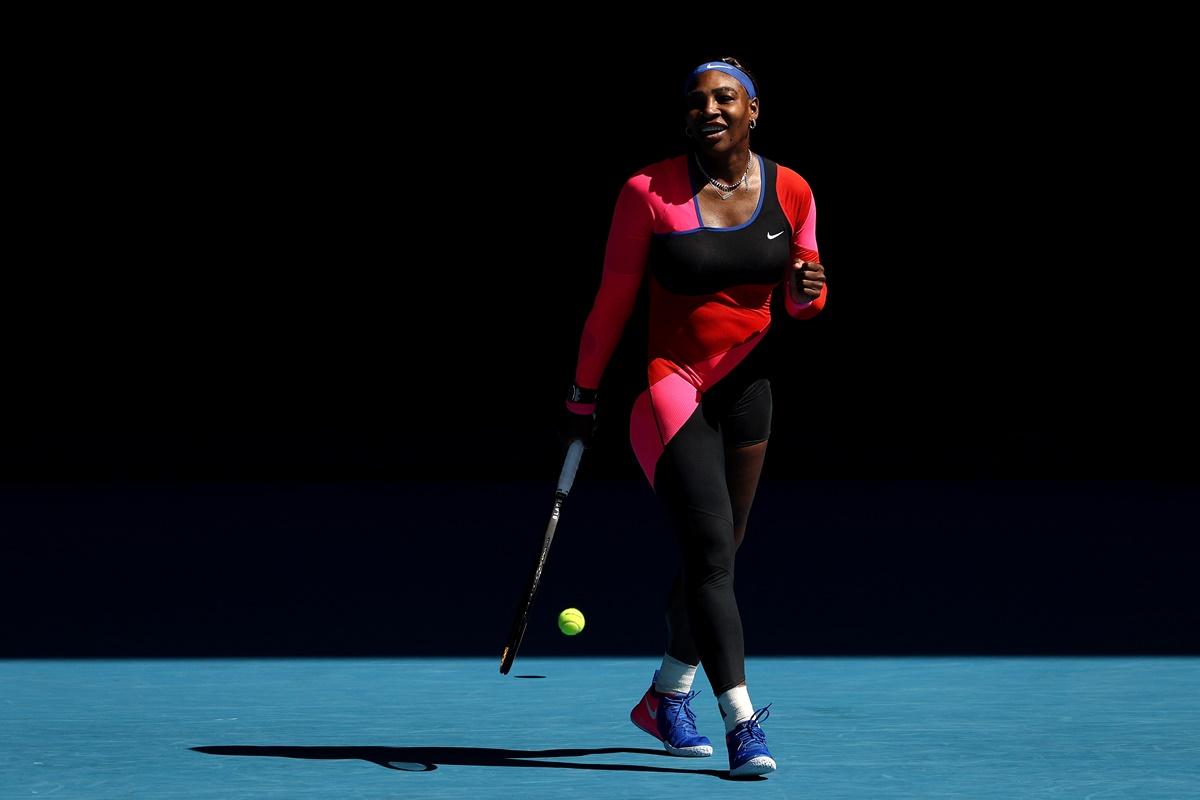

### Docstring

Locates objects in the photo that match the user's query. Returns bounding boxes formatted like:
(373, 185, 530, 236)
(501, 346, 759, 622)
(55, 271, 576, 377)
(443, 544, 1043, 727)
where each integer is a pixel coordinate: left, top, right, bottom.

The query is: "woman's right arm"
(569, 176, 655, 409)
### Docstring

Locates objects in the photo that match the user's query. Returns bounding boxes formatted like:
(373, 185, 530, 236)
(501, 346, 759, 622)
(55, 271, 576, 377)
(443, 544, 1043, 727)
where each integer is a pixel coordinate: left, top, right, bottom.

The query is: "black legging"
(652, 351, 772, 695)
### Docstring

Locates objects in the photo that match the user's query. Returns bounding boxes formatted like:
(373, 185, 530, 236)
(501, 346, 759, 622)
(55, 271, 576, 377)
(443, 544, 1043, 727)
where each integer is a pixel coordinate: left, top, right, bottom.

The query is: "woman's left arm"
(780, 171, 827, 319)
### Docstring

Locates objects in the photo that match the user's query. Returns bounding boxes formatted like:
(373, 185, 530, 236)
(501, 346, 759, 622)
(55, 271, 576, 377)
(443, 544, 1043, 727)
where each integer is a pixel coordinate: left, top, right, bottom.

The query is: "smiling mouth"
(699, 126, 727, 140)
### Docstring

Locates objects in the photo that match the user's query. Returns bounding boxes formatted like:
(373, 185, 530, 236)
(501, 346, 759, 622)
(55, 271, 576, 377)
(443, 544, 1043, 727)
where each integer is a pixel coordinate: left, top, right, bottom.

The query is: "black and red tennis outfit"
(570, 152, 827, 693)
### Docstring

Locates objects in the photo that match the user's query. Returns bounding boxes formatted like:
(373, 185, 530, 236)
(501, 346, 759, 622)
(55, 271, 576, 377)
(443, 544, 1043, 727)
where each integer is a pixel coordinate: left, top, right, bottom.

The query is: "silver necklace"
(694, 150, 753, 200)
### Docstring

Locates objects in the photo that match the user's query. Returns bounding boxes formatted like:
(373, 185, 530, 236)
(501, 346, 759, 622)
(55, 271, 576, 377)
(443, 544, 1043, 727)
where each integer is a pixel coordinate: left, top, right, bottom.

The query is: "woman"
(562, 56, 827, 778)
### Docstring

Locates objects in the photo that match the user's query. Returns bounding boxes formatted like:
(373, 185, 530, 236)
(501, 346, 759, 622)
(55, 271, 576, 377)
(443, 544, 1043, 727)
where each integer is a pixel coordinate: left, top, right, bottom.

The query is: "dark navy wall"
(2, 480, 1196, 656)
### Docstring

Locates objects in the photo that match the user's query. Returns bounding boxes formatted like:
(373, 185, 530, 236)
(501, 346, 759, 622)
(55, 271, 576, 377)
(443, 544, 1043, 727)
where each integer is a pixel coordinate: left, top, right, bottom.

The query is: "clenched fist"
(791, 259, 825, 299)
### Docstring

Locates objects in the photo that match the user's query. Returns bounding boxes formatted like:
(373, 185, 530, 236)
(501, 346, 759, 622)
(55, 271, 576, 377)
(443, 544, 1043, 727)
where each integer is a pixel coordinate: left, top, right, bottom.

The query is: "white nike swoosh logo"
(645, 698, 657, 720)
(704, 63, 723, 70)
(767, 231, 784, 239)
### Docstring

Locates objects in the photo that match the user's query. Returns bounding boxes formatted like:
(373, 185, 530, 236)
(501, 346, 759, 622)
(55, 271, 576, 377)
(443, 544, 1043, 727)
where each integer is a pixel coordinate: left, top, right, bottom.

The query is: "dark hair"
(686, 56, 761, 102)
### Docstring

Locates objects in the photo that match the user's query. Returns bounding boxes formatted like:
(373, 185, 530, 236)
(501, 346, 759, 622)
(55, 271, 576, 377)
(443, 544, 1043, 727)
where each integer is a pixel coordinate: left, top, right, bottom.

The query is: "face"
(685, 70, 759, 154)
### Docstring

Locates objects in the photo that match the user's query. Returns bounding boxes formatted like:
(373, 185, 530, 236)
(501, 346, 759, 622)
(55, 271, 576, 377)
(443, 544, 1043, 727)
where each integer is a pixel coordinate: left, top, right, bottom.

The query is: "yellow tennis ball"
(557, 608, 585, 636)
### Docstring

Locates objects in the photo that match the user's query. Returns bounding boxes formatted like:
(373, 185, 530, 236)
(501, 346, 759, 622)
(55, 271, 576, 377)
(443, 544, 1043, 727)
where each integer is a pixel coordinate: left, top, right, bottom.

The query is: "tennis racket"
(499, 438, 586, 674)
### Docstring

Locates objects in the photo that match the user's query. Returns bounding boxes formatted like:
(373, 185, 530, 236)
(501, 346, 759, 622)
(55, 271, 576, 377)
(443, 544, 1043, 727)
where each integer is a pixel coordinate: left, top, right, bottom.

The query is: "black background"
(3, 33, 1195, 656)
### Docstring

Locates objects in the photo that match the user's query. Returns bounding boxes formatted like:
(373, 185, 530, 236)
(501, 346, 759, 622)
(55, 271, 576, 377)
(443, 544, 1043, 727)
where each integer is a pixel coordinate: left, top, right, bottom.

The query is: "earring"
(685, 126, 693, 138)
(749, 119, 757, 130)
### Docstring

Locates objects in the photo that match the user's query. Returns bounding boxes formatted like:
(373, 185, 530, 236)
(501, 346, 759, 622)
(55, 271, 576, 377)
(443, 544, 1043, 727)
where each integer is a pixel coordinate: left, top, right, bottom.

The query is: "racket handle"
(556, 438, 586, 495)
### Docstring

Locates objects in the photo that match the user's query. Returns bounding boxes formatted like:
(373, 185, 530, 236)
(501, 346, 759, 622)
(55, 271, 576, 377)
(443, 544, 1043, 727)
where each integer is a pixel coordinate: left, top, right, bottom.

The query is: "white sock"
(718, 685, 754, 733)
(654, 654, 697, 695)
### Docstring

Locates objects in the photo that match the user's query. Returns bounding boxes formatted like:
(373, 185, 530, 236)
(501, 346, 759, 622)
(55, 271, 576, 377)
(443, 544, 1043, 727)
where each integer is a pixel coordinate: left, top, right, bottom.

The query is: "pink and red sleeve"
(778, 168, 828, 320)
(569, 177, 654, 410)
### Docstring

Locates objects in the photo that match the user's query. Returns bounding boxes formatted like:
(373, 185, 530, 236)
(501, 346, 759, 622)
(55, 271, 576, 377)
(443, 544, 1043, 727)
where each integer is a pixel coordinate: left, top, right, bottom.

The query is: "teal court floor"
(3, 657, 1197, 798)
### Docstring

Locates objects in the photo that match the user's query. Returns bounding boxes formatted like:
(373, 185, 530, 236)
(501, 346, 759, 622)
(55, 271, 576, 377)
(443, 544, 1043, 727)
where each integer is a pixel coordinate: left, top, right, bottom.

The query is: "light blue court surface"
(3, 658, 1198, 798)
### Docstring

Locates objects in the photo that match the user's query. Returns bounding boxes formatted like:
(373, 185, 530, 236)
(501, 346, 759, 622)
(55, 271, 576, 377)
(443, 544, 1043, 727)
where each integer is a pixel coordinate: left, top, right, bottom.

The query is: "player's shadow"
(192, 745, 762, 780)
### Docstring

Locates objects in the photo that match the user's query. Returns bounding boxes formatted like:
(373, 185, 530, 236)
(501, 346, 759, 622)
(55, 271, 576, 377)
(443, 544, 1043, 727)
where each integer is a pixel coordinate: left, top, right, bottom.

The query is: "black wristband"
(566, 383, 598, 404)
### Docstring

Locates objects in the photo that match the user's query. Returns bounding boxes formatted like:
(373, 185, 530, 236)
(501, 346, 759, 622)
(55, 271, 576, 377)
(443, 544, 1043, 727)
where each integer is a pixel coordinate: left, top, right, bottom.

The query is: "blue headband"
(684, 61, 757, 100)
